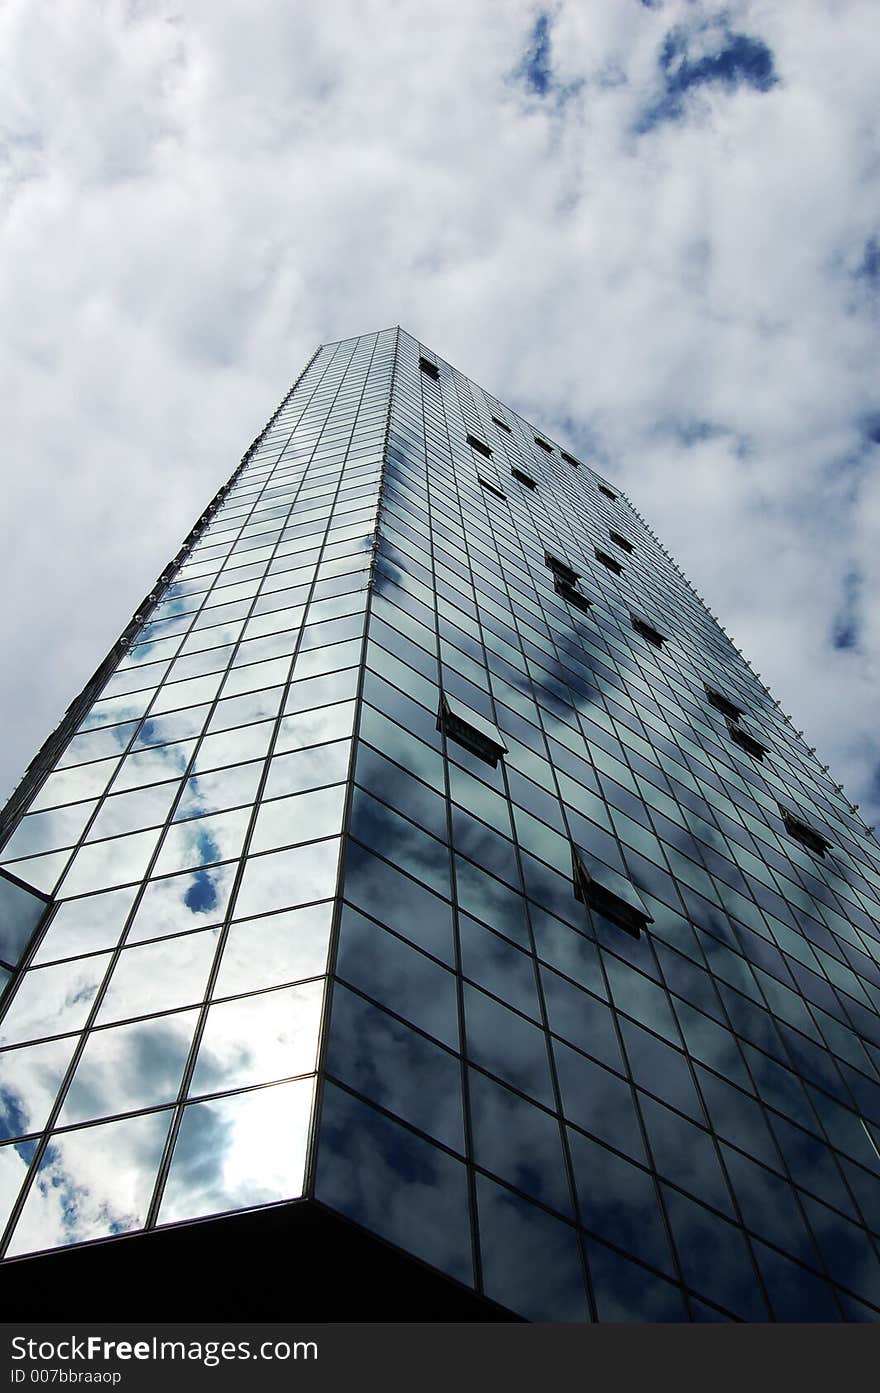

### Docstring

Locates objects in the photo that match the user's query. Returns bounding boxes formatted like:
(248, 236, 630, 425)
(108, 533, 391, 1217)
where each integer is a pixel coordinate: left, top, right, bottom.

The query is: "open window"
(631, 615, 665, 648)
(561, 450, 581, 468)
(705, 684, 744, 722)
(572, 845, 653, 938)
(545, 552, 580, 587)
(598, 484, 617, 501)
(512, 468, 537, 490)
(466, 433, 492, 459)
(478, 476, 507, 501)
(418, 356, 439, 380)
(609, 530, 634, 554)
(595, 548, 623, 576)
(492, 415, 512, 433)
(778, 803, 832, 857)
(438, 693, 508, 768)
(554, 577, 592, 614)
(534, 436, 553, 453)
(727, 718, 767, 761)
(0, 867, 52, 977)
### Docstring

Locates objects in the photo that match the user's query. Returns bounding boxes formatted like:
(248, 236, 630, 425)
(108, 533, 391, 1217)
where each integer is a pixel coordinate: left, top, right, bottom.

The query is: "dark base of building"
(0, 1199, 519, 1322)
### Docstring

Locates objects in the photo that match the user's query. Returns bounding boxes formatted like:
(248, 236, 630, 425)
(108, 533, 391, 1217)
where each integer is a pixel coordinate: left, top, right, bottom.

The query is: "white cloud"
(1, 0, 879, 838)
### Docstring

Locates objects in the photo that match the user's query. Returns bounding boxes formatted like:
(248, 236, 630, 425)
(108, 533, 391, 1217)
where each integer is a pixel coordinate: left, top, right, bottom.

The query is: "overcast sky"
(2, 0, 879, 839)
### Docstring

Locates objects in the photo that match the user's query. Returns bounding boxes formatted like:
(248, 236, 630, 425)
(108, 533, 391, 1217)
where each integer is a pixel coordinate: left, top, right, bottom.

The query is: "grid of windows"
(2, 327, 880, 1324)
(0, 330, 394, 1256)
(319, 330, 880, 1324)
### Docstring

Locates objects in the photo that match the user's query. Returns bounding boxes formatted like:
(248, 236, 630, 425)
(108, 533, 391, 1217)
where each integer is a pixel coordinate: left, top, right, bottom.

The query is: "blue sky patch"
(857, 238, 880, 287)
(184, 867, 220, 914)
(831, 567, 861, 651)
(861, 413, 880, 445)
(512, 11, 583, 107)
(639, 22, 778, 132)
(652, 416, 752, 458)
(518, 13, 553, 97)
(665, 417, 726, 446)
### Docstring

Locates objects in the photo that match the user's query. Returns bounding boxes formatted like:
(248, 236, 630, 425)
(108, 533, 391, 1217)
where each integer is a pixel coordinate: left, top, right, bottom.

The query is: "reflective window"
(7, 1110, 172, 1256)
(587, 1237, 687, 1322)
(1, 954, 112, 1046)
(189, 980, 325, 1095)
(619, 1017, 703, 1121)
(213, 902, 332, 997)
(159, 1078, 313, 1224)
(754, 1239, 841, 1321)
(59, 829, 162, 898)
(96, 931, 219, 1025)
(174, 762, 263, 821)
(569, 1129, 674, 1276)
(315, 1082, 472, 1286)
(541, 967, 623, 1071)
(554, 1042, 645, 1161)
(469, 1068, 571, 1214)
(153, 808, 250, 877)
(639, 1094, 734, 1216)
(460, 915, 540, 1018)
(263, 741, 351, 799)
(60, 1010, 198, 1124)
(126, 864, 237, 943)
(2, 802, 98, 864)
(464, 984, 555, 1107)
(250, 785, 346, 853)
(475, 1174, 588, 1321)
(233, 838, 341, 919)
(342, 842, 454, 966)
(327, 986, 464, 1152)
(0, 1036, 79, 1141)
(661, 1184, 770, 1320)
(350, 789, 451, 900)
(335, 905, 459, 1049)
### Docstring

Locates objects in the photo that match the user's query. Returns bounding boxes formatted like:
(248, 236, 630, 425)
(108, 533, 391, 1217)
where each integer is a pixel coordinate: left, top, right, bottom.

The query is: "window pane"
(315, 1082, 472, 1286)
(326, 986, 464, 1152)
(475, 1174, 588, 1322)
(158, 1078, 313, 1224)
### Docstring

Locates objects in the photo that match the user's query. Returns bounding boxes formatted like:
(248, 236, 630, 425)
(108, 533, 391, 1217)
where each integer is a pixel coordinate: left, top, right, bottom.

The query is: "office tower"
(2, 328, 880, 1324)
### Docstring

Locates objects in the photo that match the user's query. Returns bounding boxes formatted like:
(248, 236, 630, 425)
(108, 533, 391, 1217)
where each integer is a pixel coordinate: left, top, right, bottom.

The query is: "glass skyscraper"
(2, 328, 880, 1322)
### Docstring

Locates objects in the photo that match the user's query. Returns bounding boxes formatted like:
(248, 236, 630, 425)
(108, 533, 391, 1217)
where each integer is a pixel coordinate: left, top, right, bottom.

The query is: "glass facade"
(2, 327, 880, 1321)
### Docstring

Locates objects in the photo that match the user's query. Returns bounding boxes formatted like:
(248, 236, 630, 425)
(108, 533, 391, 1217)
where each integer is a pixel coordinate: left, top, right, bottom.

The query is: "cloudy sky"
(2, 0, 879, 837)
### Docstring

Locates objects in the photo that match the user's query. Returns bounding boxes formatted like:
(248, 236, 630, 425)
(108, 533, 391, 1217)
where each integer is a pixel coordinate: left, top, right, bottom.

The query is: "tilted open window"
(595, 548, 623, 576)
(545, 552, 580, 587)
(492, 415, 512, 433)
(561, 450, 581, 468)
(512, 468, 537, 490)
(0, 868, 51, 976)
(705, 684, 744, 722)
(438, 693, 508, 768)
(554, 577, 592, 614)
(598, 484, 617, 501)
(609, 530, 634, 554)
(778, 803, 832, 857)
(631, 615, 665, 647)
(534, 436, 553, 453)
(419, 356, 439, 380)
(466, 434, 492, 459)
(478, 476, 507, 500)
(572, 845, 654, 938)
(727, 718, 767, 761)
